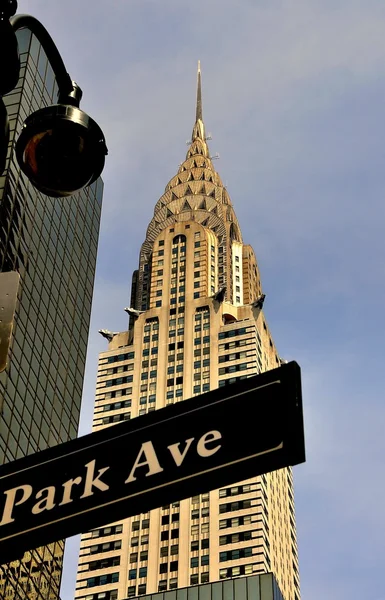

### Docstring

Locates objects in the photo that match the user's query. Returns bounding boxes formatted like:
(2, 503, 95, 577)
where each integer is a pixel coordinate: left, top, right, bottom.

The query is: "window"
(201, 573, 209, 583)
(190, 575, 199, 585)
(191, 557, 199, 568)
(161, 531, 169, 541)
(171, 528, 179, 539)
(194, 241, 200, 248)
(127, 586, 136, 597)
(170, 578, 178, 590)
(191, 509, 200, 519)
(128, 569, 137, 580)
(201, 555, 209, 566)
(159, 563, 168, 574)
(171, 544, 179, 555)
(159, 240, 165, 246)
(139, 567, 147, 578)
(138, 584, 147, 595)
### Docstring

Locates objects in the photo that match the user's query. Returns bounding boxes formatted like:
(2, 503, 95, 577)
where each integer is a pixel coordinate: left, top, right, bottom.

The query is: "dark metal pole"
(10, 14, 81, 104)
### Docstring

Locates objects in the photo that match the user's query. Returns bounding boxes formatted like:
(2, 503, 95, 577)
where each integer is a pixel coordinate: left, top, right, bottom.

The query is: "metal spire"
(196, 60, 202, 122)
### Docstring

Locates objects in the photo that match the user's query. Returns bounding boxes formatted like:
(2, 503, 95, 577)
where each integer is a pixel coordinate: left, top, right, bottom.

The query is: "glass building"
(0, 26, 103, 600)
(129, 574, 285, 600)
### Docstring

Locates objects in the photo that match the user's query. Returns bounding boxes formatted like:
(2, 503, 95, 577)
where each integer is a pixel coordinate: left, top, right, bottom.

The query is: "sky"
(16, 1, 385, 599)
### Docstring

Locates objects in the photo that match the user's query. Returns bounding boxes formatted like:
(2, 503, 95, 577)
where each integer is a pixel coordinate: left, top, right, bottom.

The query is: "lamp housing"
(15, 103, 107, 197)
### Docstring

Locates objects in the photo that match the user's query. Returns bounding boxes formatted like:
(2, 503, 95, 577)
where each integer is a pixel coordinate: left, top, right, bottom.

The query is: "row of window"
(91, 524, 122, 538)
(82, 591, 117, 600)
(127, 584, 147, 598)
(219, 484, 255, 497)
(131, 535, 149, 546)
(100, 400, 131, 412)
(159, 561, 178, 574)
(105, 375, 133, 387)
(132, 519, 149, 531)
(218, 363, 251, 376)
(87, 540, 121, 554)
(219, 546, 254, 562)
(218, 327, 249, 340)
(219, 338, 250, 351)
(191, 555, 209, 568)
(102, 388, 132, 400)
(102, 412, 130, 425)
(191, 508, 209, 519)
(106, 351, 135, 364)
(129, 567, 147, 579)
(86, 572, 119, 588)
(218, 351, 249, 363)
(160, 544, 179, 557)
(129, 551, 148, 563)
(219, 530, 253, 545)
(190, 573, 209, 586)
(218, 375, 248, 388)
(191, 539, 209, 551)
(219, 563, 257, 579)
(161, 513, 180, 525)
(88, 556, 120, 571)
(160, 528, 180, 541)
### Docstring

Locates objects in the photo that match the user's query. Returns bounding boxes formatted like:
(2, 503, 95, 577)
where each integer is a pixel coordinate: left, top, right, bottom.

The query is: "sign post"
(0, 360, 305, 564)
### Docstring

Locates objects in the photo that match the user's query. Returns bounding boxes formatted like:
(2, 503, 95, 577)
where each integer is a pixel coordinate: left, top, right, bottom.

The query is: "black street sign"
(0, 361, 305, 564)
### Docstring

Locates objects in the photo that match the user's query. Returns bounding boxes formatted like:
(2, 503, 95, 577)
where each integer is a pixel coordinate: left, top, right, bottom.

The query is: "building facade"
(138, 573, 285, 600)
(75, 66, 299, 600)
(0, 26, 103, 600)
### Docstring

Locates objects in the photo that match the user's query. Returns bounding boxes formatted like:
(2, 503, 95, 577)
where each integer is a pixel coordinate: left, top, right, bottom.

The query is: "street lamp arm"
(10, 14, 78, 103)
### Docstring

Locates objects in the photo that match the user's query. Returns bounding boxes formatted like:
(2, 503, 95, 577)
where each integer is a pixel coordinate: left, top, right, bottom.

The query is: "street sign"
(0, 271, 19, 373)
(0, 361, 305, 564)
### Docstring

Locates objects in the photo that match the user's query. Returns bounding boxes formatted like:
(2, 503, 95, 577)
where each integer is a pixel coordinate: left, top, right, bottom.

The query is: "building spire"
(196, 60, 202, 121)
(192, 60, 206, 141)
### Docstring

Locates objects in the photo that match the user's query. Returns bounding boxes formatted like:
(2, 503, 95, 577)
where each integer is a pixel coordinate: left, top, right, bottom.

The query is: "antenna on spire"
(196, 60, 202, 122)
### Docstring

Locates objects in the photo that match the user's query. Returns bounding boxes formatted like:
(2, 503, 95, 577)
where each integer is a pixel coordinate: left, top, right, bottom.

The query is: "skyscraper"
(0, 26, 103, 600)
(75, 65, 299, 600)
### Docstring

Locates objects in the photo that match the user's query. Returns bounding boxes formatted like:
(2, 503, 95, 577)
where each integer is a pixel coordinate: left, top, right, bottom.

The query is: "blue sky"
(17, 1, 385, 599)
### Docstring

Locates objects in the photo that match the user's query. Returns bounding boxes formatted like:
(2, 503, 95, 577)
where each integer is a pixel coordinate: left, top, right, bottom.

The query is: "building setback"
(75, 65, 300, 600)
(0, 26, 103, 600)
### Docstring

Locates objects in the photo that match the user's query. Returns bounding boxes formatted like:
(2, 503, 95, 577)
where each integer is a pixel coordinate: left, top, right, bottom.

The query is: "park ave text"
(0, 430, 222, 527)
